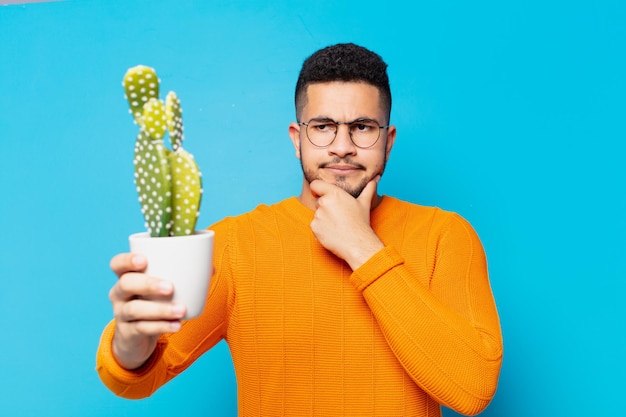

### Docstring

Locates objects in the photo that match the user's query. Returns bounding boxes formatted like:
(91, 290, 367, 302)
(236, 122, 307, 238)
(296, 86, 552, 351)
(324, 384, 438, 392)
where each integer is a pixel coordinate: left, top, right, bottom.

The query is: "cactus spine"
(123, 65, 202, 237)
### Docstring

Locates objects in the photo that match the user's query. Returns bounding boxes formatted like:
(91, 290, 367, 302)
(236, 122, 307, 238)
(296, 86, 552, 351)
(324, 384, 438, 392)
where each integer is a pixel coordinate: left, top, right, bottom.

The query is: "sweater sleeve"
(96, 220, 234, 399)
(350, 212, 503, 416)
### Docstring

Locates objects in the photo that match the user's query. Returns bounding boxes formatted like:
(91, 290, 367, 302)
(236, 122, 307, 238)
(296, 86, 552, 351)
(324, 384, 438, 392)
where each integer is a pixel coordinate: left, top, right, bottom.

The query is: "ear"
(384, 125, 396, 162)
(288, 122, 302, 160)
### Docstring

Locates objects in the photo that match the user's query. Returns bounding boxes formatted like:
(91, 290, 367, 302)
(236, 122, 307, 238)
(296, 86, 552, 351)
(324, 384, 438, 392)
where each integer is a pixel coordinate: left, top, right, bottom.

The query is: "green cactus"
(123, 65, 202, 237)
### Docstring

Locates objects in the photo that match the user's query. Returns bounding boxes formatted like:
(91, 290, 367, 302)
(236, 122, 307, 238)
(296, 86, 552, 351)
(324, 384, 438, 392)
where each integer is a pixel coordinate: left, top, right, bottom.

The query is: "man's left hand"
(309, 176, 384, 270)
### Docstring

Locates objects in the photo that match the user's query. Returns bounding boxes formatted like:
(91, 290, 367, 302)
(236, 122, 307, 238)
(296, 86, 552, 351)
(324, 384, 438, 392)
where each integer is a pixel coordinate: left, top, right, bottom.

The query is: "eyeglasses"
(298, 118, 389, 148)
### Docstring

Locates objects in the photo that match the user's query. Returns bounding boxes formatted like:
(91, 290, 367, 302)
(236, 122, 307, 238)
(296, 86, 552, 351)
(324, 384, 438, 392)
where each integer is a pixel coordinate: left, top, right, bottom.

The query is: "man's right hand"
(108, 253, 187, 370)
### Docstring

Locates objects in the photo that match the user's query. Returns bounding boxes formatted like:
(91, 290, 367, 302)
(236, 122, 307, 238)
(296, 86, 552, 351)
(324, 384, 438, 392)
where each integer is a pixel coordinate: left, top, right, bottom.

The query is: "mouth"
(319, 159, 366, 175)
(322, 165, 363, 177)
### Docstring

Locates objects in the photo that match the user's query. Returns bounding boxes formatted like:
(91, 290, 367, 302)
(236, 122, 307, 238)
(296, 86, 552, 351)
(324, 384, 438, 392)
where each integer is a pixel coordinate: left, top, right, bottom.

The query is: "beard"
(300, 155, 386, 198)
(302, 164, 369, 197)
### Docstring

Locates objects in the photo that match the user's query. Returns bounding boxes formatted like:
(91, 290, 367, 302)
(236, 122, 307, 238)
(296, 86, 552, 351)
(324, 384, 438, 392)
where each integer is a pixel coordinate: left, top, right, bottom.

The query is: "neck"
(298, 179, 317, 210)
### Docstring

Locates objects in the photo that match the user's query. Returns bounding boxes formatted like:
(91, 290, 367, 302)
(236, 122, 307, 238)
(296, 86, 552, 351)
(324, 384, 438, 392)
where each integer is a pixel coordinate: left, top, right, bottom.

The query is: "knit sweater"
(97, 196, 502, 416)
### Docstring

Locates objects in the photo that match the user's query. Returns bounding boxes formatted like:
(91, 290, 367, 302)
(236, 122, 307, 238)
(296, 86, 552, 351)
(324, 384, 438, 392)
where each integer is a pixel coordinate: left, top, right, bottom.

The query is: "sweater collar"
(282, 195, 393, 226)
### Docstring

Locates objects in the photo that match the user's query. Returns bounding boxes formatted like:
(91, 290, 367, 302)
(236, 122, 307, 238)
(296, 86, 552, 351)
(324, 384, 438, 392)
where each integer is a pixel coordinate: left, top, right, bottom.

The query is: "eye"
(315, 124, 330, 131)
(310, 121, 336, 133)
(351, 120, 377, 132)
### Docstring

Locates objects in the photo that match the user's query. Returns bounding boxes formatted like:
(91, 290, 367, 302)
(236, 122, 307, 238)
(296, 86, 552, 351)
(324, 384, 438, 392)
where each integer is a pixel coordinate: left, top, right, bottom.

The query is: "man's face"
(289, 81, 396, 201)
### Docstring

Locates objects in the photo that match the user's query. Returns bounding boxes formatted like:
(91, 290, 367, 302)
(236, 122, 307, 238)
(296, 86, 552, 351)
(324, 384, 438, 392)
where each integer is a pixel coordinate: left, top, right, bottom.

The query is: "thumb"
(357, 175, 380, 208)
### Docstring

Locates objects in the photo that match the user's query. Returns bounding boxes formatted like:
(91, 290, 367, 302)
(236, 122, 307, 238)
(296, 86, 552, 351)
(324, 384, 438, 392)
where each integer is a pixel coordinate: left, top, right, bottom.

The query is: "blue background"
(1, 0, 624, 416)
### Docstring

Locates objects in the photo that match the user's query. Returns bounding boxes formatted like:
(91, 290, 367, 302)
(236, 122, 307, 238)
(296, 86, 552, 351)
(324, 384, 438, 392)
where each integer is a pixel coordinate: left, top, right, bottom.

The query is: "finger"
(128, 320, 183, 336)
(118, 298, 186, 322)
(117, 317, 182, 337)
(110, 253, 147, 277)
(309, 179, 335, 198)
(110, 273, 174, 302)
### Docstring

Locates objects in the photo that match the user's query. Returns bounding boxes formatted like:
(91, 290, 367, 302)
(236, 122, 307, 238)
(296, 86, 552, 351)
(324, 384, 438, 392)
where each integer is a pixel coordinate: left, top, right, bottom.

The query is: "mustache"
(319, 157, 366, 170)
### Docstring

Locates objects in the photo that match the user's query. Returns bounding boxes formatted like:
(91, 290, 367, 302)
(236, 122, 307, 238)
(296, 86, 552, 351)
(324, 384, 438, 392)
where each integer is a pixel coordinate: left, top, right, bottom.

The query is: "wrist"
(349, 246, 405, 291)
(112, 333, 157, 371)
(345, 237, 385, 271)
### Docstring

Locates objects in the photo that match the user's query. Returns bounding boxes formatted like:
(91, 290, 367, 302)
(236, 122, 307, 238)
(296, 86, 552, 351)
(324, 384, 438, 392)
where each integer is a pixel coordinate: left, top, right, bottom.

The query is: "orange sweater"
(97, 196, 502, 416)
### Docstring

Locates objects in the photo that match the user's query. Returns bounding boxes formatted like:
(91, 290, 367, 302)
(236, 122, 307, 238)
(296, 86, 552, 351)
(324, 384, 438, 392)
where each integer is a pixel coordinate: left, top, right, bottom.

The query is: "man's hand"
(108, 253, 187, 370)
(309, 176, 384, 270)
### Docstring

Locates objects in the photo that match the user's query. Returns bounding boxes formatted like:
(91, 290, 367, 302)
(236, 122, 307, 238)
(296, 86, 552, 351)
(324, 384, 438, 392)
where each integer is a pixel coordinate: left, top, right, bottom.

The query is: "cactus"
(122, 65, 202, 237)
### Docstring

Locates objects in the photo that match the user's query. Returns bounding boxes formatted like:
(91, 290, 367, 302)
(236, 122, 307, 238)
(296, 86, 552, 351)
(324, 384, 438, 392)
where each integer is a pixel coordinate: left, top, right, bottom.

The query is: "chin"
(334, 178, 369, 198)
(302, 164, 374, 198)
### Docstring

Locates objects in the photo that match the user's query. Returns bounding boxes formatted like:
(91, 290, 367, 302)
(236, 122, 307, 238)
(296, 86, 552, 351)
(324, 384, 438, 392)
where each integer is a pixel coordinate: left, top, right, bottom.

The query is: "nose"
(327, 124, 356, 157)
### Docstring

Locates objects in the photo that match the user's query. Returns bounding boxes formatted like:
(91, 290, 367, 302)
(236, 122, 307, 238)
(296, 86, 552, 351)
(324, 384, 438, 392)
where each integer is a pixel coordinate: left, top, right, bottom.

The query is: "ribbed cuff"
(350, 246, 404, 292)
(96, 320, 166, 391)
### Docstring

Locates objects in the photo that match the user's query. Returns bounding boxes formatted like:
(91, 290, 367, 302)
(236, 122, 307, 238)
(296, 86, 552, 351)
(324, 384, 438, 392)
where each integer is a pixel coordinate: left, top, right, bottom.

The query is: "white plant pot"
(128, 229, 214, 320)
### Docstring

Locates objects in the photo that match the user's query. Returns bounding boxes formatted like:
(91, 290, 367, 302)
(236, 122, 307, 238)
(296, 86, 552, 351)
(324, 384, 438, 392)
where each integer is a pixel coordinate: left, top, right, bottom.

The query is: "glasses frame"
(298, 118, 390, 149)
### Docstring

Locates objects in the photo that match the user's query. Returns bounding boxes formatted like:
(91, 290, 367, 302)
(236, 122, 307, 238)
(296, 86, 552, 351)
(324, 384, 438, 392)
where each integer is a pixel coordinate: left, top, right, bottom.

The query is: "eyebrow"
(308, 116, 380, 124)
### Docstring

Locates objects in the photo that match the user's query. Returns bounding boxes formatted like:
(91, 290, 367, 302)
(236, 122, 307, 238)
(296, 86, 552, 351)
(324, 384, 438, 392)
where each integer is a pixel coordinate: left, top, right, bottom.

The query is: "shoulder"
(377, 195, 458, 222)
(206, 197, 299, 234)
(379, 196, 479, 237)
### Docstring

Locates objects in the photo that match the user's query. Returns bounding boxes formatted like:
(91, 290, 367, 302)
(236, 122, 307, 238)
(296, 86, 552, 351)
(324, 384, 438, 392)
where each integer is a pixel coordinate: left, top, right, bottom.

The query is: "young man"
(97, 43, 503, 416)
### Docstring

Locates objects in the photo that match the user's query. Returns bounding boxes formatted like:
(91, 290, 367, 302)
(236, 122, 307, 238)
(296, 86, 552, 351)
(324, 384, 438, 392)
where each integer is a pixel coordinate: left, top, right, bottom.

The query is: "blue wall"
(1, 1, 624, 416)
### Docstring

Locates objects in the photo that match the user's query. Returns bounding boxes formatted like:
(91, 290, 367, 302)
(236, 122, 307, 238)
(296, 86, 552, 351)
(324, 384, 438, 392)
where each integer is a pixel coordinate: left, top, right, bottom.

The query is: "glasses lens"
(350, 120, 381, 148)
(304, 119, 384, 148)
(306, 120, 337, 147)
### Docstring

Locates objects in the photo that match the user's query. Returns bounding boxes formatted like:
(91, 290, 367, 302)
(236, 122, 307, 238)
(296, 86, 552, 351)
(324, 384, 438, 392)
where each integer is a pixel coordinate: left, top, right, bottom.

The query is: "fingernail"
(159, 281, 173, 294)
(170, 321, 182, 332)
(172, 304, 186, 317)
(132, 254, 146, 268)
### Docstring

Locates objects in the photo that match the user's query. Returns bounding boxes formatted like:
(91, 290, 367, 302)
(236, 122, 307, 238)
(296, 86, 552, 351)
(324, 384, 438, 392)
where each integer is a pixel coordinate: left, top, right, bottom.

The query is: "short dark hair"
(295, 43, 391, 122)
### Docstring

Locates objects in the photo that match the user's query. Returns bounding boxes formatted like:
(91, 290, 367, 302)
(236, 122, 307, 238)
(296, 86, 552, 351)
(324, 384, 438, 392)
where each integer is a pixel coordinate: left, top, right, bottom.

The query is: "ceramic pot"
(129, 229, 214, 319)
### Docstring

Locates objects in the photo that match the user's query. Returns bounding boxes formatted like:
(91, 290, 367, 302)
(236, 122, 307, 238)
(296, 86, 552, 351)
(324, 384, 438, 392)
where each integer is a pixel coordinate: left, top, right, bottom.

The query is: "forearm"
(351, 247, 502, 415)
(96, 260, 231, 398)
